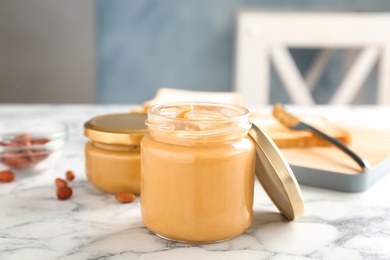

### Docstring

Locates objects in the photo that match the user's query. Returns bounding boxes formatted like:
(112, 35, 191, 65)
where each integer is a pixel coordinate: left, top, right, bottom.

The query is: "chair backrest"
(234, 10, 390, 105)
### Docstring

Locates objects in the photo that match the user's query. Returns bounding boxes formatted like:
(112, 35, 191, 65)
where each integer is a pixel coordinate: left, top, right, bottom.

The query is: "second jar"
(84, 113, 147, 194)
(141, 102, 255, 243)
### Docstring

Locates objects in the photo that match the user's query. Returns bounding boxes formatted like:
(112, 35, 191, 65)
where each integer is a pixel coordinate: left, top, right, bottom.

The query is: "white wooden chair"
(234, 10, 390, 105)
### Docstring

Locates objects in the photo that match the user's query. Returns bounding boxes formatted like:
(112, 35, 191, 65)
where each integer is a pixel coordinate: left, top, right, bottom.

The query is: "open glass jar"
(141, 102, 255, 243)
(84, 113, 147, 194)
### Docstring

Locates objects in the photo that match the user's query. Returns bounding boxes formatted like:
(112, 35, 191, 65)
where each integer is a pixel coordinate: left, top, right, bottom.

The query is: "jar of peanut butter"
(141, 102, 255, 243)
(84, 113, 147, 195)
(141, 102, 305, 244)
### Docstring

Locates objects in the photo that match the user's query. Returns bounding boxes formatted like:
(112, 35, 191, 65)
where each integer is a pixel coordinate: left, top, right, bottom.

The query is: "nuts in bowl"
(0, 119, 68, 173)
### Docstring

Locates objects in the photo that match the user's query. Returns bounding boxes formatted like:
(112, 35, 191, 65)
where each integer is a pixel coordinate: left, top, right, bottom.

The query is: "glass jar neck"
(91, 141, 140, 152)
(145, 102, 252, 144)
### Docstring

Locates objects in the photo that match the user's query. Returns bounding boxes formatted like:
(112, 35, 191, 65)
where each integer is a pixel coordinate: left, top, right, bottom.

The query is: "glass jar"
(84, 113, 147, 195)
(141, 102, 255, 243)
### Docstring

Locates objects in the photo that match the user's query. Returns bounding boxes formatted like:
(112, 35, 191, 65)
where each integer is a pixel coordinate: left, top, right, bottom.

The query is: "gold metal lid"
(84, 113, 148, 145)
(249, 123, 304, 221)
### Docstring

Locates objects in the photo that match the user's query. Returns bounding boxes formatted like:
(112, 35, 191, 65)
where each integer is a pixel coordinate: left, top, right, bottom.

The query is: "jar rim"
(148, 102, 250, 122)
(146, 102, 252, 142)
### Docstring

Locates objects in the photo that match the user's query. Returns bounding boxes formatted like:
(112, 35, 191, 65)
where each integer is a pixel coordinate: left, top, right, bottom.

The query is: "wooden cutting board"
(279, 126, 390, 175)
(251, 112, 390, 191)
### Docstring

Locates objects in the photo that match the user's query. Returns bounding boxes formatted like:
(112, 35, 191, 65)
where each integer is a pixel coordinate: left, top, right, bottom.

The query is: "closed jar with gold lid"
(84, 113, 147, 194)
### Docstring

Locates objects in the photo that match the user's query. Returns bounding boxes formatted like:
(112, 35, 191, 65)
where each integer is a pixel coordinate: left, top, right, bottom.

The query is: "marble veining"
(1, 104, 390, 260)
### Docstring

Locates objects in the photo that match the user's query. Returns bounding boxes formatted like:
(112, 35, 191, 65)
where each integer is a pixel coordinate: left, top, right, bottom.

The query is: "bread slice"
(250, 112, 351, 148)
(141, 88, 243, 112)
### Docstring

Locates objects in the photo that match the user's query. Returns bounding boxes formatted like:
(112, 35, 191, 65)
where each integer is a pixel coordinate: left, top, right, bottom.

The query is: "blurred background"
(0, 0, 389, 104)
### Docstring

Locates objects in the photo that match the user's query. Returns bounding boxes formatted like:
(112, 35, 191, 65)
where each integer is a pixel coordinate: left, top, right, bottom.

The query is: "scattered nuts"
(54, 170, 76, 200)
(56, 186, 72, 200)
(115, 193, 136, 203)
(0, 170, 15, 183)
(55, 178, 67, 188)
(66, 170, 75, 181)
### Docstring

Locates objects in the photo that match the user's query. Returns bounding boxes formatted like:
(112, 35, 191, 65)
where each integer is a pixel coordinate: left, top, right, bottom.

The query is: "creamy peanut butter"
(141, 102, 255, 243)
(85, 142, 141, 194)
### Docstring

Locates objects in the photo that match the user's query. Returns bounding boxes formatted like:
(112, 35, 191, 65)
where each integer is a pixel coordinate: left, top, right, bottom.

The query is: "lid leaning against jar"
(249, 123, 304, 221)
(84, 113, 148, 145)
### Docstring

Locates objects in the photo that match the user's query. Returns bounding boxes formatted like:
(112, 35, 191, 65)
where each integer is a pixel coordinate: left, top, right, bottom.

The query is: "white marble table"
(1, 104, 390, 260)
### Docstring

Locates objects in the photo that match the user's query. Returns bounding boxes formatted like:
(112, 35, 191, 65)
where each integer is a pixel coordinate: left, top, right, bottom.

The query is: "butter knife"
(272, 103, 371, 171)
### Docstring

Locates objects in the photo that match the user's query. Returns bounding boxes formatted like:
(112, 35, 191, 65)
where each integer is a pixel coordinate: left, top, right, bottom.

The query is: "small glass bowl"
(0, 119, 68, 173)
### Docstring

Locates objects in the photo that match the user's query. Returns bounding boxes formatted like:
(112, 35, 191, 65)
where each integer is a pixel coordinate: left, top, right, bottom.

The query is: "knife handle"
(304, 123, 371, 171)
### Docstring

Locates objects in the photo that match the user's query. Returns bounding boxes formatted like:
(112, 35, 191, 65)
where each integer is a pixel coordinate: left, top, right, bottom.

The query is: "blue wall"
(97, 0, 390, 104)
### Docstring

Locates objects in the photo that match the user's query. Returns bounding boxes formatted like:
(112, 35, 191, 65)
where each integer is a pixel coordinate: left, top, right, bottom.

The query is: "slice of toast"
(250, 112, 351, 148)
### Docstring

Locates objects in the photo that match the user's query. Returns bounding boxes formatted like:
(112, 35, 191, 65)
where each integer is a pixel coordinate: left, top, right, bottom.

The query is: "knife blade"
(272, 103, 371, 171)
